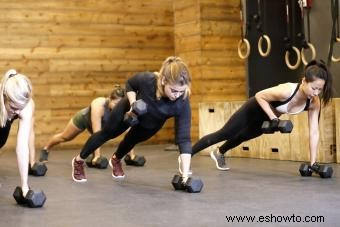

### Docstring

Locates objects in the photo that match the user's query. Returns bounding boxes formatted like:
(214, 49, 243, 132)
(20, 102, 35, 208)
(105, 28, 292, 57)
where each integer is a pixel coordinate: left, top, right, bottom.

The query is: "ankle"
(75, 156, 84, 162)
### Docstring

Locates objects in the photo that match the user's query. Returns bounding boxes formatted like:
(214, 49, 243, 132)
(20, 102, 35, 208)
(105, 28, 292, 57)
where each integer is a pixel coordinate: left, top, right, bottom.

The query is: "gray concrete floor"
(0, 144, 339, 227)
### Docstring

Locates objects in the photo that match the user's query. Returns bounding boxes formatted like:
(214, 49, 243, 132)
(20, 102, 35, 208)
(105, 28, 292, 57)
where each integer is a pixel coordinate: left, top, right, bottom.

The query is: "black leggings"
(192, 97, 269, 156)
(0, 122, 11, 149)
(79, 97, 163, 160)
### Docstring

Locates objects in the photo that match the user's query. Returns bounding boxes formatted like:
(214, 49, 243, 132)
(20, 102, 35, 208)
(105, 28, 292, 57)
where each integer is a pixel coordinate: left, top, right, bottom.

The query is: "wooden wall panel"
(1, 0, 174, 152)
(335, 99, 340, 163)
(3, 0, 247, 154)
(174, 0, 246, 146)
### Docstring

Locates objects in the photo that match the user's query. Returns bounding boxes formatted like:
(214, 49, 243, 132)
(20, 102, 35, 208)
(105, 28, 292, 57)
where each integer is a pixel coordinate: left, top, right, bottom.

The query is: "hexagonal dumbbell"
(123, 100, 147, 126)
(28, 162, 47, 176)
(262, 119, 293, 134)
(171, 174, 203, 193)
(85, 154, 109, 169)
(124, 154, 146, 166)
(299, 163, 312, 177)
(13, 186, 46, 208)
(299, 162, 333, 178)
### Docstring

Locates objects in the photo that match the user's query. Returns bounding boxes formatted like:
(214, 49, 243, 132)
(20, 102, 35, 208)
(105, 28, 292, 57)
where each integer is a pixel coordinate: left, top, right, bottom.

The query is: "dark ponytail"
(304, 60, 333, 106)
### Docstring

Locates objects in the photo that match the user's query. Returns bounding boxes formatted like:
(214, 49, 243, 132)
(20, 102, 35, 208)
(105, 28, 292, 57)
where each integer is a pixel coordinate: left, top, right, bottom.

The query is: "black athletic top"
(126, 72, 192, 153)
(86, 99, 111, 133)
(0, 115, 18, 148)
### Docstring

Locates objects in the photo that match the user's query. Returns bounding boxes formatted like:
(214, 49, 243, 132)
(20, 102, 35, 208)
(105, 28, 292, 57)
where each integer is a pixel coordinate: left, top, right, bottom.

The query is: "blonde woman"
(0, 69, 45, 206)
(71, 56, 194, 190)
(40, 85, 144, 168)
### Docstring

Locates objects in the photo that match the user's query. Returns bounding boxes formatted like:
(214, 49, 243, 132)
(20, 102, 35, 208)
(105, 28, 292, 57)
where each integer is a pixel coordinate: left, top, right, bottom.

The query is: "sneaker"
(109, 156, 125, 179)
(39, 149, 49, 162)
(210, 149, 230, 171)
(72, 157, 87, 182)
(177, 156, 193, 175)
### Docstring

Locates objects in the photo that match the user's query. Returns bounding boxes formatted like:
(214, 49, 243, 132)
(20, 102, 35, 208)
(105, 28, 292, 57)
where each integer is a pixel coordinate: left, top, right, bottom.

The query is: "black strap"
(328, 0, 339, 65)
(284, 0, 292, 50)
(239, 0, 246, 39)
(255, 0, 265, 34)
(306, 3, 311, 42)
(297, 0, 309, 48)
(271, 83, 300, 107)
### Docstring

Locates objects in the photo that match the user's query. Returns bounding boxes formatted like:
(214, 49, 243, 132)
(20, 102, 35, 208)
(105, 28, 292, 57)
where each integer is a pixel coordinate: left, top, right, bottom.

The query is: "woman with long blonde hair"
(0, 69, 45, 207)
(71, 56, 195, 191)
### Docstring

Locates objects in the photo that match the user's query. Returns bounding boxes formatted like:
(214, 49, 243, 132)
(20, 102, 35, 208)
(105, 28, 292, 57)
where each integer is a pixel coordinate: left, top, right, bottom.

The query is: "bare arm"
(90, 97, 106, 134)
(307, 97, 321, 165)
(255, 83, 292, 120)
(16, 99, 34, 196)
(126, 91, 137, 106)
(28, 100, 36, 166)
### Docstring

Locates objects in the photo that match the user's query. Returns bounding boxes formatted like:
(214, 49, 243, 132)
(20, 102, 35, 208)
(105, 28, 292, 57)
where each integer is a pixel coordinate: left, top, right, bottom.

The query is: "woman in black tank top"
(192, 60, 333, 172)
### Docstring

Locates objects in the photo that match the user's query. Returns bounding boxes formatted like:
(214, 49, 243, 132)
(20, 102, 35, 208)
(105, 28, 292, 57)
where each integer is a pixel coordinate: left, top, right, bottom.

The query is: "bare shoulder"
(91, 97, 106, 108)
(256, 82, 293, 101)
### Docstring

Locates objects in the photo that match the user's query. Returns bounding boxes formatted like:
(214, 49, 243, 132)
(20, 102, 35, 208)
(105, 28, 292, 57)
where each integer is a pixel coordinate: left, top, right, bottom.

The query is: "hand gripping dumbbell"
(85, 153, 109, 169)
(28, 162, 48, 176)
(123, 100, 147, 126)
(13, 186, 46, 208)
(299, 162, 333, 178)
(171, 174, 204, 193)
(262, 118, 293, 134)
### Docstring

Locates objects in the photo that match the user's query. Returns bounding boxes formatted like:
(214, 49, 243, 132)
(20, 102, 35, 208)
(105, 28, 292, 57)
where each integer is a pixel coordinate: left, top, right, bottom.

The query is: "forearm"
(28, 119, 35, 165)
(309, 131, 319, 164)
(126, 91, 137, 105)
(16, 144, 29, 193)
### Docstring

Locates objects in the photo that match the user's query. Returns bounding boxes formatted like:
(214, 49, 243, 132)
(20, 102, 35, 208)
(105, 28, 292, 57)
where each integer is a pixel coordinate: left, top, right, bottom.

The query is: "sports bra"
(270, 83, 310, 114)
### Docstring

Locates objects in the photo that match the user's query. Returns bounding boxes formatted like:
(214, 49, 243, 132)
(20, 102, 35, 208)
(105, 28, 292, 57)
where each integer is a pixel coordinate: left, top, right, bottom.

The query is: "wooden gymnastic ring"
(285, 46, 301, 70)
(331, 55, 340, 62)
(301, 42, 316, 65)
(332, 38, 340, 62)
(237, 38, 250, 59)
(258, 34, 271, 57)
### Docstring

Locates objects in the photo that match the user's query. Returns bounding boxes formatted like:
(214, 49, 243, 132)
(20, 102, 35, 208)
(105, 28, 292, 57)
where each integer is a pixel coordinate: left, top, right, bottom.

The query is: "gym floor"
(0, 144, 339, 227)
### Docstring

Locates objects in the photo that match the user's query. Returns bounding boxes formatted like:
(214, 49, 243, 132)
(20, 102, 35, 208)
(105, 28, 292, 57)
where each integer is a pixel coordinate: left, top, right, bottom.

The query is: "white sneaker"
(177, 156, 193, 175)
(210, 149, 230, 171)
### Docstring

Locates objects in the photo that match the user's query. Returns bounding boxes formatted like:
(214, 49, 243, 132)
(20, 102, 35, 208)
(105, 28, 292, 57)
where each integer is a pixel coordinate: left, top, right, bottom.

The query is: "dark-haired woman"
(191, 60, 333, 172)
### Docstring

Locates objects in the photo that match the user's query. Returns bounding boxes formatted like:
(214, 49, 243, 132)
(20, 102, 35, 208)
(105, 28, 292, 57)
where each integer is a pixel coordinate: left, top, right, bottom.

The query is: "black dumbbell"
(85, 154, 109, 169)
(28, 162, 47, 176)
(124, 100, 147, 126)
(299, 163, 312, 177)
(13, 186, 46, 208)
(171, 174, 203, 193)
(262, 119, 293, 134)
(299, 163, 333, 178)
(124, 154, 146, 166)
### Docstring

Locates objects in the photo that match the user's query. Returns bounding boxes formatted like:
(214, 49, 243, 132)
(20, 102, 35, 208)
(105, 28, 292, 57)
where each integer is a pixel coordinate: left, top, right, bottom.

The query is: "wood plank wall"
(174, 0, 246, 141)
(2, 0, 174, 152)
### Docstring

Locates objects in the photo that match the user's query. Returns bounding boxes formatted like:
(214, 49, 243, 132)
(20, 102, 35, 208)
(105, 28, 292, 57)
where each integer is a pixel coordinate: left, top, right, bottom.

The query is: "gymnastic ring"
(237, 38, 250, 59)
(258, 34, 271, 57)
(331, 39, 340, 62)
(331, 55, 340, 62)
(285, 46, 301, 70)
(301, 42, 316, 65)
